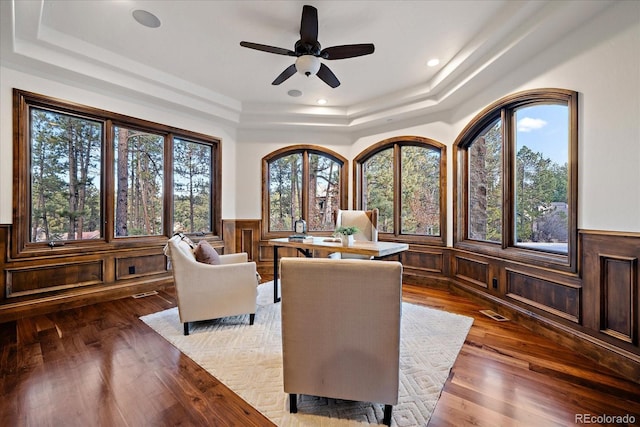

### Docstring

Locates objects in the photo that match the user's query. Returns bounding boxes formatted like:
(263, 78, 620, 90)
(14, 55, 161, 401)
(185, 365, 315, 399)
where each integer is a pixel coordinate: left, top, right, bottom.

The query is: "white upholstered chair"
(331, 208, 379, 259)
(280, 257, 402, 425)
(164, 234, 258, 335)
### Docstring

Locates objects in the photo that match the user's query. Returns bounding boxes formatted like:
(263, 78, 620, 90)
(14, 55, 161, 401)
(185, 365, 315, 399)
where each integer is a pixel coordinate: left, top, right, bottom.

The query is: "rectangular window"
(113, 126, 164, 237)
(468, 119, 502, 243)
(362, 148, 394, 233)
(514, 104, 569, 253)
(14, 89, 222, 255)
(401, 145, 441, 236)
(269, 153, 302, 232)
(30, 108, 103, 242)
(308, 153, 340, 232)
(173, 138, 212, 234)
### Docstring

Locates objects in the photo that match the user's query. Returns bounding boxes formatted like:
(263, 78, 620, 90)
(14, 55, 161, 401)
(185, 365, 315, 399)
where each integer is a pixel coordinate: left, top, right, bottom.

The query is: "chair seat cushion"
(194, 240, 221, 265)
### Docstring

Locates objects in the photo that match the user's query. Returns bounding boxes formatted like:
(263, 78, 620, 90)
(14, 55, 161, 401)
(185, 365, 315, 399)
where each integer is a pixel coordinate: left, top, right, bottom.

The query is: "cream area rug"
(140, 281, 473, 426)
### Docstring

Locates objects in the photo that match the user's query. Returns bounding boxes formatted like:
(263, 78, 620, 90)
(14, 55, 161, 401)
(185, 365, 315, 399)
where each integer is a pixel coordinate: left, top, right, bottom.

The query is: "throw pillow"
(194, 240, 221, 265)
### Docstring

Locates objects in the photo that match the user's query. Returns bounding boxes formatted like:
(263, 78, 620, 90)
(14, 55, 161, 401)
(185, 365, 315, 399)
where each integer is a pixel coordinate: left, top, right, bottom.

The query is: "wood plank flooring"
(1, 283, 639, 426)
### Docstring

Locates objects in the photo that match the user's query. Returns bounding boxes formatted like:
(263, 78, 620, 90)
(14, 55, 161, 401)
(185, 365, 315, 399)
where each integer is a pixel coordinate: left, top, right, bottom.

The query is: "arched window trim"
(261, 144, 348, 239)
(453, 88, 578, 273)
(354, 136, 447, 246)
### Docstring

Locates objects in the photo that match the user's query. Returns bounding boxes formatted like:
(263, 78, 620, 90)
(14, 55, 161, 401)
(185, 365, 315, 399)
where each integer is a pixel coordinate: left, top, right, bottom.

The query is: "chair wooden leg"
(249, 313, 255, 325)
(383, 404, 392, 425)
(289, 394, 297, 413)
(183, 322, 189, 336)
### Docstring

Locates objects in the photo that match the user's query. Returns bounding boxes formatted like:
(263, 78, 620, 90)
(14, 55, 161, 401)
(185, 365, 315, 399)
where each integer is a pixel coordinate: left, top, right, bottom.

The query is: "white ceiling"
(1, 0, 614, 134)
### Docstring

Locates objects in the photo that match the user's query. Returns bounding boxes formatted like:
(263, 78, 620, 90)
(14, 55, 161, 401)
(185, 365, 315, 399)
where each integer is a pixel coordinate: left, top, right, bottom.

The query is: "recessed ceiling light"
(316, 99, 328, 105)
(427, 58, 440, 67)
(132, 10, 161, 28)
(288, 89, 302, 97)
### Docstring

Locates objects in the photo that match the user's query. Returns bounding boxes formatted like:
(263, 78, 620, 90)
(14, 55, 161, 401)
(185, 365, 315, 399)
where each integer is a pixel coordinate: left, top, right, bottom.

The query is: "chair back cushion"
(280, 257, 401, 405)
(336, 209, 378, 242)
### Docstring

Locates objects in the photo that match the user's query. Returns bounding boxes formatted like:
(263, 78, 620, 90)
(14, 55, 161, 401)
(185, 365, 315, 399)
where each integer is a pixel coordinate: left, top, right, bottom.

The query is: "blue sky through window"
(516, 104, 568, 165)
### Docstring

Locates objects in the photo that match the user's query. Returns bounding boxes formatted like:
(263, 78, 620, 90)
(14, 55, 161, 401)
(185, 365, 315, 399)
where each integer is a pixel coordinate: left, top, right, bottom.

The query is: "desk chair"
(280, 257, 402, 425)
(330, 208, 378, 259)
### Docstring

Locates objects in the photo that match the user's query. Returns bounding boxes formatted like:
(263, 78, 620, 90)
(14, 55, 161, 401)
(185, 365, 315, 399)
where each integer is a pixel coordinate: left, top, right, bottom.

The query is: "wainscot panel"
(402, 247, 444, 274)
(454, 255, 488, 288)
(582, 230, 639, 348)
(505, 268, 581, 323)
(599, 254, 637, 344)
(7, 260, 103, 298)
(116, 253, 167, 280)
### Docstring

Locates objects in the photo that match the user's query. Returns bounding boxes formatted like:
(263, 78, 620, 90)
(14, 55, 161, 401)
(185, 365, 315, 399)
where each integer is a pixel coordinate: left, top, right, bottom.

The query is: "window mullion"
(502, 108, 514, 249)
(164, 133, 174, 238)
(301, 151, 309, 223)
(104, 120, 114, 242)
(393, 143, 402, 237)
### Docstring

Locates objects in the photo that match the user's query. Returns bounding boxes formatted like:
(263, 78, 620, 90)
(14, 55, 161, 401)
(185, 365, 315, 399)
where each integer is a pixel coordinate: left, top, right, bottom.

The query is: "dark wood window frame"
(261, 145, 348, 239)
(354, 136, 447, 246)
(453, 88, 578, 273)
(12, 89, 222, 258)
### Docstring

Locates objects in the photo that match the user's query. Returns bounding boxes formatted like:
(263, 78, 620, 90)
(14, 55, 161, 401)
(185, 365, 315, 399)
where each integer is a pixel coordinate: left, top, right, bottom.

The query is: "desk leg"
(273, 245, 281, 303)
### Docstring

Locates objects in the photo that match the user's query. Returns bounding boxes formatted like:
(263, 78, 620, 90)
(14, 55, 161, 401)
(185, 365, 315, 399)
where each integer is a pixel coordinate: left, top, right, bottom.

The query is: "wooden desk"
(268, 237, 409, 303)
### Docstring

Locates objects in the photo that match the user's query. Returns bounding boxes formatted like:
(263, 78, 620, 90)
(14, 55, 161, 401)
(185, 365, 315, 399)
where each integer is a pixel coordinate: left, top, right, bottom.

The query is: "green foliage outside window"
(361, 141, 444, 237)
(30, 109, 102, 242)
(269, 153, 302, 232)
(113, 126, 164, 237)
(173, 138, 212, 234)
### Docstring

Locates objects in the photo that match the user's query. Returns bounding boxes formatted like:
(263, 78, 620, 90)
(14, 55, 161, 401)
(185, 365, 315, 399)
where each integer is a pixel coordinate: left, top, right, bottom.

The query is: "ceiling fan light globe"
(295, 55, 321, 77)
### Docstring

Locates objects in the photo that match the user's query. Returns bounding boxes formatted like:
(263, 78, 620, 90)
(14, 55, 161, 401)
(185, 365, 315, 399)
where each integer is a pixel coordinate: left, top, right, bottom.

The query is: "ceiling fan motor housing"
(295, 40, 321, 56)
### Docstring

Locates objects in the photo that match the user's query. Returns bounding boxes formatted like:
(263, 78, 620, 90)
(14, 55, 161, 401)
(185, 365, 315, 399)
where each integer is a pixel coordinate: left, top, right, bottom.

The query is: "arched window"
(262, 145, 347, 237)
(454, 88, 578, 272)
(354, 136, 446, 245)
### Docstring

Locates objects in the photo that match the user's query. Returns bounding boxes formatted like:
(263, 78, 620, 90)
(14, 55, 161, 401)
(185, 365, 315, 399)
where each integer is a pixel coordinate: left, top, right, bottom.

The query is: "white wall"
(0, 66, 239, 223)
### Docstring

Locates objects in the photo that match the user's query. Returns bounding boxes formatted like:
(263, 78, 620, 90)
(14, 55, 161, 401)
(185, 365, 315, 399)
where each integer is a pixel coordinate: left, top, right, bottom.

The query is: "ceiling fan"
(240, 5, 374, 88)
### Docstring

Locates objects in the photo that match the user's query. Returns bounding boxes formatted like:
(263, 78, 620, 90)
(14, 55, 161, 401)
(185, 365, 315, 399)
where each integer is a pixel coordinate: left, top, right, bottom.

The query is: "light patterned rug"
(140, 281, 473, 426)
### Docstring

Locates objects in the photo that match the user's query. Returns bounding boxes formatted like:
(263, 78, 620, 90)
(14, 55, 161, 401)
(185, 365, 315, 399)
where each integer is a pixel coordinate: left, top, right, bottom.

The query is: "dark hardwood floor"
(1, 282, 639, 426)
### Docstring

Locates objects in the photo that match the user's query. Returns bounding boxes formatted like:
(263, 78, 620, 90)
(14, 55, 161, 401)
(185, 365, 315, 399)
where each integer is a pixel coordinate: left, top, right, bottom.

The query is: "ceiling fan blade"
(316, 63, 340, 88)
(272, 64, 297, 85)
(321, 44, 375, 60)
(240, 41, 296, 56)
(300, 5, 318, 44)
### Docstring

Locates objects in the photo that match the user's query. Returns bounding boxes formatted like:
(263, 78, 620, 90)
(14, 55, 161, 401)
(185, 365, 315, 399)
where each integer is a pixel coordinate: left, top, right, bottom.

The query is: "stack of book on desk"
(288, 234, 313, 243)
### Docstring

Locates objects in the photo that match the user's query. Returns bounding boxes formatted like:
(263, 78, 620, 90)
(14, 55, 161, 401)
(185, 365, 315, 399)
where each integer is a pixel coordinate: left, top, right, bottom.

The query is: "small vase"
(342, 235, 354, 246)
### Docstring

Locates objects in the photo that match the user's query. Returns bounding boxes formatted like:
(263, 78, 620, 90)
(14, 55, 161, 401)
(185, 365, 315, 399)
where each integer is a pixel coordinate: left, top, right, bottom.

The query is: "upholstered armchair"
(280, 257, 402, 425)
(165, 234, 258, 335)
(331, 208, 379, 259)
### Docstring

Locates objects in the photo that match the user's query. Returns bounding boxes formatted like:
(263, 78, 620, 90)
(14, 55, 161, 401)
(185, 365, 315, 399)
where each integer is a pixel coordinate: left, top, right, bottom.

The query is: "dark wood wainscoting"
(0, 224, 222, 323)
(2, 220, 639, 381)
(581, 231, 639, 353)
(449, 230, 640, 382)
